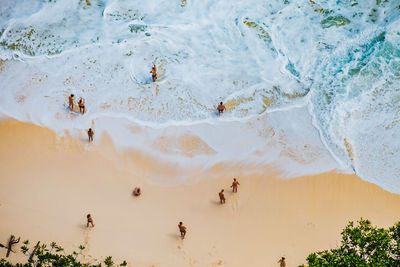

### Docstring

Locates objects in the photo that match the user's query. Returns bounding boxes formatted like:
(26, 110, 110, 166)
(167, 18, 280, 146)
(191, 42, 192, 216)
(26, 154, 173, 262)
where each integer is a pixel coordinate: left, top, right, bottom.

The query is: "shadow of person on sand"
(210, 199, 222, 205)
(167, 232, 182, 241)
(77, 224, 89, 230)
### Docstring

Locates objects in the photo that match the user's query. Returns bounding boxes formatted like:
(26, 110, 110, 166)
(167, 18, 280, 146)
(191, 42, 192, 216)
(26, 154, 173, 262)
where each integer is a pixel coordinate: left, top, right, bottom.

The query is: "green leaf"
(104, 256, 114, 267)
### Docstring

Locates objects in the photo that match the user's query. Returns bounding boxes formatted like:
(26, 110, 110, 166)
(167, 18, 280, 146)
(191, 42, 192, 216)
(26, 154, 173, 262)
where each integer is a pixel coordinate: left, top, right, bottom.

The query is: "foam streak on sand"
(0, 119, 400, 266)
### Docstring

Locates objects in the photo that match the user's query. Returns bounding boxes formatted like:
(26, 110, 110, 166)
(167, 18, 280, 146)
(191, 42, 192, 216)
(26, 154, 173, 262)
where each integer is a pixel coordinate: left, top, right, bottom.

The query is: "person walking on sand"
(87, 214, 94, 227)
(217, 102, 226, 114)
(278, 257, 286, 267)
(150, 64, 157, 82)
(231, 178, 240, 193)
(219, 189, 225, 204)
(68, 94, 75, 110)
(87, 128, 94, 142)
(178, 222, 186, 239)
(78, 97, 85, 113)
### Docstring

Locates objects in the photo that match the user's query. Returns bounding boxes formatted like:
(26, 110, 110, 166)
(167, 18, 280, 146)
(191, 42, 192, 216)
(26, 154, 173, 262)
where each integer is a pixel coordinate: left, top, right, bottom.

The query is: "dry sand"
(0, 119, 400, 266)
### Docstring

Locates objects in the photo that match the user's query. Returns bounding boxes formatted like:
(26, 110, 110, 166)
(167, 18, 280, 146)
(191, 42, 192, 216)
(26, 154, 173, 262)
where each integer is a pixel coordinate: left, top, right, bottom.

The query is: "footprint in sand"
(212, 259, 223, 266)
(189, 259, 198, 266)
(84, 229, 90, 245)
(176, 240, 187, 260)
(306, 222, 316, 229)
(230, 193, 240, 213)
(83, 254, 96, 265)
(82, 228, 92, 259)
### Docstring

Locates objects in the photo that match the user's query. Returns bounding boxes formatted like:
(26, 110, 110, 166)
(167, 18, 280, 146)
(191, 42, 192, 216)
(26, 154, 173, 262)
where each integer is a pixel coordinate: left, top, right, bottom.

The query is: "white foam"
(0, 0, 399, 191)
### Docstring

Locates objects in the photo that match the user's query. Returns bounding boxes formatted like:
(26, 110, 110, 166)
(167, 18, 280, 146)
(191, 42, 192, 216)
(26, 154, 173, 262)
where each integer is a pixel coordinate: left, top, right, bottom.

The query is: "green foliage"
(0, 240, 127, 266)
(181, 0, 187, 8)
(104, 256, 114, 266)
(376, 0, 388, 5)
(242, 19, 270, 42)
(321, 16, 350, 28)
(105, 8, 143, 22)
(129, 24, 147, 33)
(0, 26, 64, 56)
(314, 8, 332, 16)
(20, 245, 29, 255)
(302, 219, 400, 266)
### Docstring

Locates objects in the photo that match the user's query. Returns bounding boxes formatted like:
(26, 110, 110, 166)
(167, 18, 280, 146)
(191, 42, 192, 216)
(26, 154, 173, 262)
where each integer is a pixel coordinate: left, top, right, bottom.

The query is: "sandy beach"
(0, 118, 400, 266)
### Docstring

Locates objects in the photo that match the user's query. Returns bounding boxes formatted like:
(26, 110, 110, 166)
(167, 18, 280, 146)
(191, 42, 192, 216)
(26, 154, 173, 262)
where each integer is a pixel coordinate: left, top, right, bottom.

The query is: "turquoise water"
(0, 0, 399, 191)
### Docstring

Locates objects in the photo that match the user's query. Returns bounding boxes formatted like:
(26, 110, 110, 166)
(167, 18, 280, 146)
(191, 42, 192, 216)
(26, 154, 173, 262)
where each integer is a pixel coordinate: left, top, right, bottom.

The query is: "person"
(217, 102, 226, 114)
(78, 97, 85, 113)
(133, 187, 141, 196)
(87, 128, 94, 142)
(178, 222, 186, 239)
(219, 189, 225, 204)
(231, 178, 240, 193)
(68, 94, 75, 111)
(87, 214, 94, 227)
(278, 257, 286, 267)
(150, 64, 157, 82)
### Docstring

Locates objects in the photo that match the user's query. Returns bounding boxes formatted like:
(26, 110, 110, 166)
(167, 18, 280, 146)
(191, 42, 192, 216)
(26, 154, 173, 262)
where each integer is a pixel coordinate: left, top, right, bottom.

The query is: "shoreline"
(0, 119, 399, 266)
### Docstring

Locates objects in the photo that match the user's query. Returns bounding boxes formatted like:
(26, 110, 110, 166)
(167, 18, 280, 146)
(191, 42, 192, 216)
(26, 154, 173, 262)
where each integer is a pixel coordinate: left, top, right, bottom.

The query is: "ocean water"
(0, 0, 399, 191)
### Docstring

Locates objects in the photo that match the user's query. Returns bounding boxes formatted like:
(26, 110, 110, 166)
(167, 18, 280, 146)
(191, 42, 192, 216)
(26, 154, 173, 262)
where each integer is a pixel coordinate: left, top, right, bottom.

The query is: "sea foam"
(0, 0, 399, 191)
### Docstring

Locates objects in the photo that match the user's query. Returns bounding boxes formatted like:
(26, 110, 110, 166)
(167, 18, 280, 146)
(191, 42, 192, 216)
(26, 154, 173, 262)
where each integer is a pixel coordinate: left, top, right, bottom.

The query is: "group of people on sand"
(78, 65, 284, 265)
(68, 94, 86, 114)
(178, 178, 241, 242)
(84, 175, 286, 265)
(218, 178, 240, 204)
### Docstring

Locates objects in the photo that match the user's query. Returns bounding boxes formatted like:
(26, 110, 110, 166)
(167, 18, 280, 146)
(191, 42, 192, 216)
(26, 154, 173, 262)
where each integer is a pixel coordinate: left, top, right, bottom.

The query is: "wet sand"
(0, 119, 399, 266)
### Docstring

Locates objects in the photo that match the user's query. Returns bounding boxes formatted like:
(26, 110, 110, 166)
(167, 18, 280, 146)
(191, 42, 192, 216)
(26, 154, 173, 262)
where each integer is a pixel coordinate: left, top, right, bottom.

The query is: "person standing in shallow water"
(217, 102, 226, 114)
(68, 94, 75, 111)
(219, 189, 225, 204)
(87, 128, 94, 142)
(178, 222, 186, 239)
(278, 257, 286, 267)
(231, 178, 240, 193)
(78, 97, 85, 113)
(150, 64, 157, 82)
(87, 214, 94, 227)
